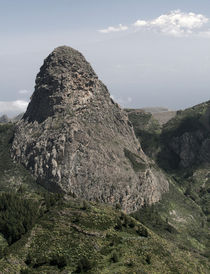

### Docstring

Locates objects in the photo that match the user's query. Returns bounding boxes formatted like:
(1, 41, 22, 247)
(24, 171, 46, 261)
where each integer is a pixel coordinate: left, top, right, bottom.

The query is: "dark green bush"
(114, 219, 123, 231)
(145, 254, 151, 264)
(20, 268, 30, 274)
(80, 200, 90, 210)
(50, 254, 67, 269)
(43, 192, 63, 210)
(115, 203, 121, 210)
(128, 218, 136, 228)
(131, 205, 177, 235)
(0, 192, 39, 244)
(136, 226, 148, 237)
(111, 251, 119, 263)
(76, 256, 92, 272)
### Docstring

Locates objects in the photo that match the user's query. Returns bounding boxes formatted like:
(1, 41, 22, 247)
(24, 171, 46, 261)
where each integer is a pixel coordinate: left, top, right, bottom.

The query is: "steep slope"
(0, 192, 209, 274)
(127, 102, 210, 263)
(157, 100, 210, 250)
(0, 123, 42, 193)
(11, 46, 168, 212)
(125, 109, 161, 158)
(158, 100, 210, 170)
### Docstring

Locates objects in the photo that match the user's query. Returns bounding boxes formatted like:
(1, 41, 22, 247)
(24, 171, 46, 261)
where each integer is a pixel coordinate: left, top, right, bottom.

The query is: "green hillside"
(128, 101, 210, 270)
(0, 106, 210, 273)
(0, 191, 209, 273)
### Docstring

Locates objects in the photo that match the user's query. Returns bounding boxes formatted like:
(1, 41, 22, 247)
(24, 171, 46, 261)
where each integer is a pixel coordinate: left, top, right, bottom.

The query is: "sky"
(1, 0, 210, 117)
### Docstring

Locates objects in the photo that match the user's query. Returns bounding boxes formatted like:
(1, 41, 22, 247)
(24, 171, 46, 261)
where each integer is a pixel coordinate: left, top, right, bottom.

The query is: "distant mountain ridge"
(0, 113, 23, 124)
(125, 107, 177, 126)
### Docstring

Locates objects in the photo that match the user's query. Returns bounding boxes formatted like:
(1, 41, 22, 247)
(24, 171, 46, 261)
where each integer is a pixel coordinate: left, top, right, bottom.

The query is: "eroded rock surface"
(159, 102, 210, 169)
(11, 46, 168, 212)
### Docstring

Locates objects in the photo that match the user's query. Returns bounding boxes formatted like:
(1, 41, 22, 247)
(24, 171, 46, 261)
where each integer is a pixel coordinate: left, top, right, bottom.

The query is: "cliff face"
(158, 101, 210, 170)
(11, 46, 168, 212)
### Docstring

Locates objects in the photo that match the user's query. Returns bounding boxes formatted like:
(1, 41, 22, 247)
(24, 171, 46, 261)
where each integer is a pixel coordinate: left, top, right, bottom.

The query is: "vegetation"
(0, 102, 210, 273)
(124, 148, 146, 171)
(125, 109, 161, 158)
(0, 192, 39, 245)
(0, 193, 209, 273)
(128, 102, 210, 268)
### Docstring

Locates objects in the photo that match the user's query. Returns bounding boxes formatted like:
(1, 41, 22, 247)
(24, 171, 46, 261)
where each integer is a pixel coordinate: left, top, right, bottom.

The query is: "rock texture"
(159, 101, 210, 169)
(11, 46, 168, 212)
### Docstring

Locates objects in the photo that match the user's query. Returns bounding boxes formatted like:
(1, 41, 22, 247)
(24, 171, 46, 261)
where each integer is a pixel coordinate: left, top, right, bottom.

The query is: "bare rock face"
(11, 46, 168, 212)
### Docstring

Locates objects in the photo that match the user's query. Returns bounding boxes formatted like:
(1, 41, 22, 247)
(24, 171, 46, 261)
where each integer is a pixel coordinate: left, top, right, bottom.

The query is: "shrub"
(0, 192, 39, 244)
(80, 200, 90, 210)
(20, 269, 30, 274)
(145, 254, 151, 264)
(111, 251, 119, 263)
(43, 192, 63, 210)
(128, 218, 136, 228)
(115, 203, 121, 210)
(123, 215, 130, 228)
(114, 219, 123, 231)
(50, 254, 67, 269)
(76, 256, 92, 272)
(136, 226, 148, 237)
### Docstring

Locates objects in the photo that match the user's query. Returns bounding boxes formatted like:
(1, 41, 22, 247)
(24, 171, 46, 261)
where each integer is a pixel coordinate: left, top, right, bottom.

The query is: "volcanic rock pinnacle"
(11, 46, 169, 212)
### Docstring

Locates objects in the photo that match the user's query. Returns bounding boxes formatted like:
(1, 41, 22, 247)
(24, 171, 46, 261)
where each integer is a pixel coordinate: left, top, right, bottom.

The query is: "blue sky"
(1, 0, 210, 116)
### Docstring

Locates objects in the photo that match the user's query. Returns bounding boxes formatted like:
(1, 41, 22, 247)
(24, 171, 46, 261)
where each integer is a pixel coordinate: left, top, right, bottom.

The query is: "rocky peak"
(11, 46, 169, 212)
(23, 46, 99, 123)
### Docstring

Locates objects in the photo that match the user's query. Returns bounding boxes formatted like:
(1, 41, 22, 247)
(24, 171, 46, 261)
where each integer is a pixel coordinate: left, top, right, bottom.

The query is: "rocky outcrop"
(159, 101, 210, 169)
(11, 46, 168, 212)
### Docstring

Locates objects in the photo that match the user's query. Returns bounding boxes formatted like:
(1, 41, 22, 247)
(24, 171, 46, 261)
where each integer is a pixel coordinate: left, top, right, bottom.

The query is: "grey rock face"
(11, 46, 168, 212)
(170, 131, 203, 168)
(160, 103, 210, 169)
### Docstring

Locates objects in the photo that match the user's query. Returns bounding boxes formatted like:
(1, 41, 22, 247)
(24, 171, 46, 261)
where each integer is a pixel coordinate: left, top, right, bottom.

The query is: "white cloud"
(18, 89, 30, 95)
(100, 10, 209, 37)
(0, 100, 28, 113)
(133, 10, 209, 37)
(98, 24, 128, 33)
(133, 20, 148, 27)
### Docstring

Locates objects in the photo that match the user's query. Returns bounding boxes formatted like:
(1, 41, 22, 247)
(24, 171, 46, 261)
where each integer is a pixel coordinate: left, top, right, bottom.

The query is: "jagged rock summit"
(11, 46, 168, 212)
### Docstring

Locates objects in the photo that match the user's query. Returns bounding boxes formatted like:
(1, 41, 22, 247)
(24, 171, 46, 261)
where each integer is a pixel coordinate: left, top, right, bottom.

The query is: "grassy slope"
(0, 195, 209, 274)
